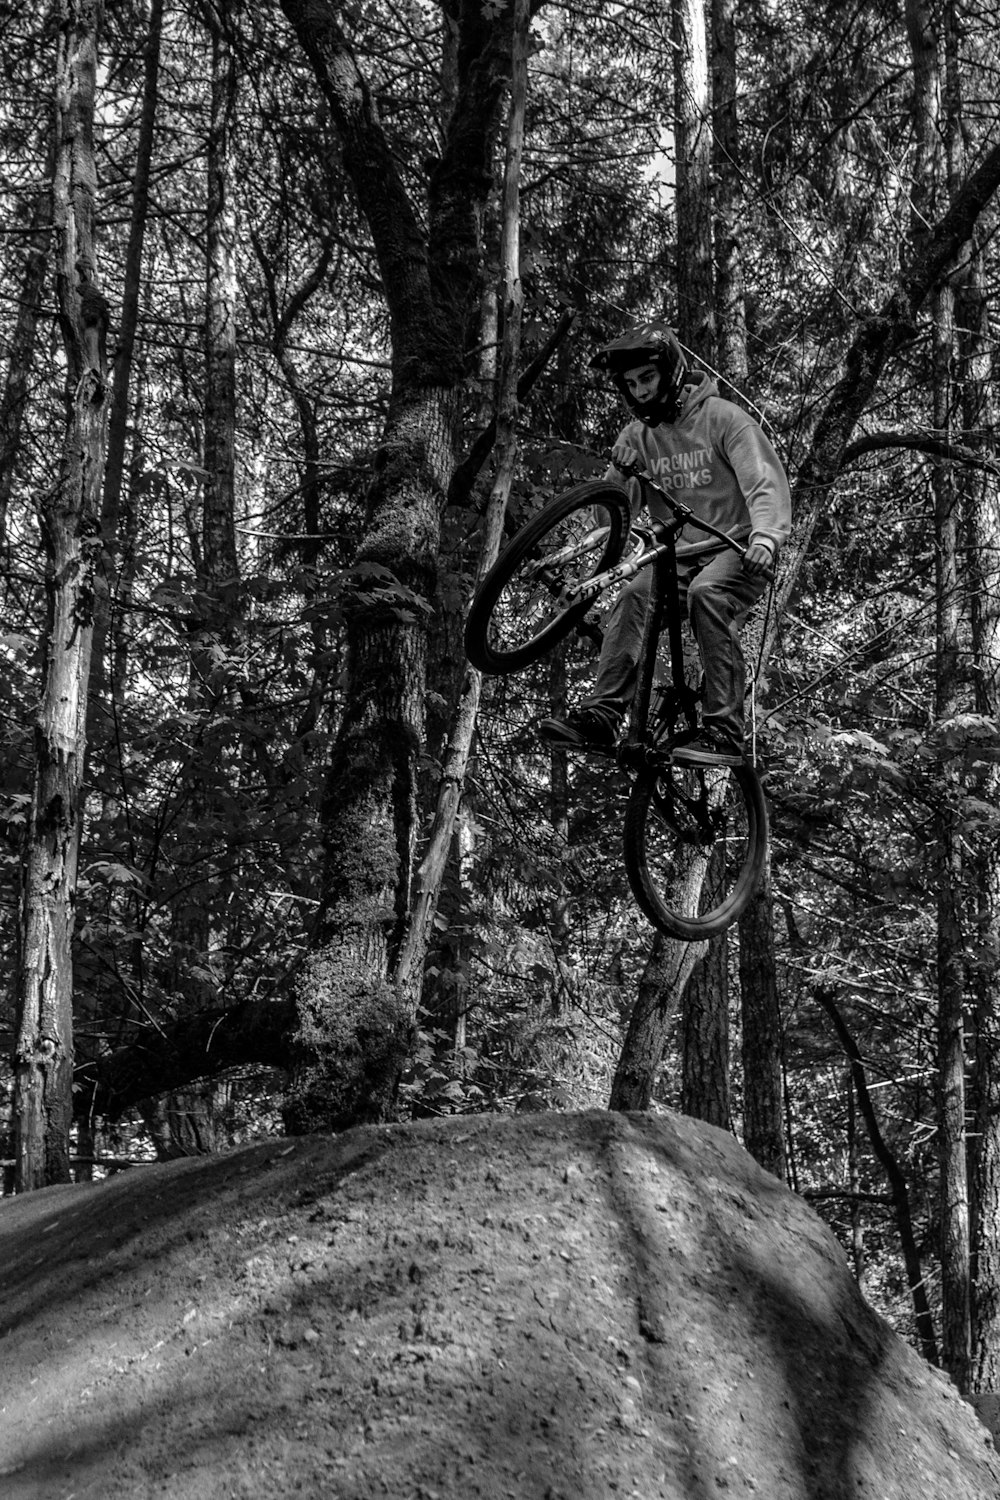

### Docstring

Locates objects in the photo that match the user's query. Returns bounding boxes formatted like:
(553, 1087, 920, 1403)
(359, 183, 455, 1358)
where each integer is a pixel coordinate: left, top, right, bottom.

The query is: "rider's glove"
(610, 441, 642, 475)
(742, 540, 775, 578)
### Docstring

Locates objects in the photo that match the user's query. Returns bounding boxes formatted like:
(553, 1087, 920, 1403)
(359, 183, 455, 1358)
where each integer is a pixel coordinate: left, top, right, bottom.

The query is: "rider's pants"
(582, 546, 767, 746)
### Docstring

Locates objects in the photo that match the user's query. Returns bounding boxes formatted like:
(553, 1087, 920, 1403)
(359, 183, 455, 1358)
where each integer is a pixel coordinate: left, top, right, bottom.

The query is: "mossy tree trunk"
(279, 0, 513, 1122)
(394, 0, 531, 1019)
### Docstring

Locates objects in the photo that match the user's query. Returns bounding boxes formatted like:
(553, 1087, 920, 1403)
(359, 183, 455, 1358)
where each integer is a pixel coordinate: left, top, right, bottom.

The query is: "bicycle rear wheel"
(464, 482, 632, 675)
(623, 760, 767, 939)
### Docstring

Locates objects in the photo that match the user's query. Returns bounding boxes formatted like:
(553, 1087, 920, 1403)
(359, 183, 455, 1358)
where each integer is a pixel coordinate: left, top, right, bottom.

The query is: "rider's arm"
(721, 416, 792, 561)
(605, 434, 646, 520)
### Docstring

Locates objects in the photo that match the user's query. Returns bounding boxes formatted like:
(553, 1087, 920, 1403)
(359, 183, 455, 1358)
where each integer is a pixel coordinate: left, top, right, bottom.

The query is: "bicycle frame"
(555, 469, 750, 772)
(620, 515, 697, 771)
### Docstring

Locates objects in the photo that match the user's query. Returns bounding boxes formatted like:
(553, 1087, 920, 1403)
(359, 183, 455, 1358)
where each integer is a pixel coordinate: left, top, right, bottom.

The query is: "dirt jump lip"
(1, 1108, 997, 1500)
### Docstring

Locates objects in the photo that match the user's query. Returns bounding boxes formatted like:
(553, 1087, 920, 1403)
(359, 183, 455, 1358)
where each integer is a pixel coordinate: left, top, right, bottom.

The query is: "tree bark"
(610, 932, 705, 1111)
(94, 0, 163, 675)
(739, 848, 786, 1177)
(14, 0, 109, 1191)
(201, 0, 240, 618)
(959, 237, 1000, 1392)
(925, 0, 971, 1391)
(710, 0, 746, 395)
(168, 0, 243, 1023)
(278, 0, 513, 1121)
(680, 920, 731, 1130)
(394, 0, 530, 1015)
(709, 6, 785, 1170)
(904, 0, 940, 251)
(933, 282, 971, 1387)
(672, 0, 715, 361)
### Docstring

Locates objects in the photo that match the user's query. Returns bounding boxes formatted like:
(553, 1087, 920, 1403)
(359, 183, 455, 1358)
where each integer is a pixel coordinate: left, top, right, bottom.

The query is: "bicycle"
(463, 465, 769, 940)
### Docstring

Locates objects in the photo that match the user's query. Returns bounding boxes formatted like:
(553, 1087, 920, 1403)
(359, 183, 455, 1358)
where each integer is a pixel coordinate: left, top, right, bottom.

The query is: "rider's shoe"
(671, 730, 744, 767)
(537, 707, 619, 752)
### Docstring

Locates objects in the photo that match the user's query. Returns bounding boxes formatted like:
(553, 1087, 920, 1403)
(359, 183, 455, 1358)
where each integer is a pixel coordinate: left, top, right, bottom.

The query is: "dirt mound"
(1, 1109, 997, 1499)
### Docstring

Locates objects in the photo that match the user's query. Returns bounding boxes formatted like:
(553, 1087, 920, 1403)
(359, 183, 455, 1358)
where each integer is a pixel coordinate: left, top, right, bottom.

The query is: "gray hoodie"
(607, 371, 792, 562)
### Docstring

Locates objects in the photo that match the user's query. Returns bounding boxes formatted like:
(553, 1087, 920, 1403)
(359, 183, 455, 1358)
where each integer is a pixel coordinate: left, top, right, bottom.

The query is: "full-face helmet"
(590, 320, 689, 425)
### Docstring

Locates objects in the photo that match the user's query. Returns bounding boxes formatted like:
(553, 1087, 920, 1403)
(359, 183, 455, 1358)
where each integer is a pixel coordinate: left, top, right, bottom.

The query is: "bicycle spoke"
(465, 483, 632, 675)
(485, 507, 616, 659)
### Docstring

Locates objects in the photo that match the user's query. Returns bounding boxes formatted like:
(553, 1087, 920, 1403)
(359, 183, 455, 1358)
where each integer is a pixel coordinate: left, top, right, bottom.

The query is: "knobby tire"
(623, 760, 768, 939)
(464, 481, 632, 675)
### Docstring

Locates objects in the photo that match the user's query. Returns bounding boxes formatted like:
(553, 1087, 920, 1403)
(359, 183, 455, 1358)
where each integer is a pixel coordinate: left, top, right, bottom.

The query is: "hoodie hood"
(661, 369, 718, 427)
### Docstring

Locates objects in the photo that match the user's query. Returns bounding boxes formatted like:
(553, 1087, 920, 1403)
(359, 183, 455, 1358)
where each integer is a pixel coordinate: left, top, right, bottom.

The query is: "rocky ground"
(1, 1108, 998, 1499)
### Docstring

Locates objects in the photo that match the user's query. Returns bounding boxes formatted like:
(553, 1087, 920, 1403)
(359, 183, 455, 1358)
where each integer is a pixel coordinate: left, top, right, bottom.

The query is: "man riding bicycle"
(539, 321, 792, 766)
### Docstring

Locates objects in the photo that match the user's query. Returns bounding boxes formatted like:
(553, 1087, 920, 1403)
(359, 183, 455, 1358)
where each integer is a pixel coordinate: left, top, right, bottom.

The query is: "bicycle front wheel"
(464, 481, 632, 674)
(623, 760, 768, 939)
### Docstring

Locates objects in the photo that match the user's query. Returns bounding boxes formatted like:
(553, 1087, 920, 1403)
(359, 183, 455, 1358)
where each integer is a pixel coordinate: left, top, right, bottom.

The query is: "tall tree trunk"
(709, 0, 746, 395)
(168, 0, 243, 1029)
(201, 0, 240, 623)
(680, 918, 731, 1130)
(610, 932, 705, 1110)
(960, 236, 1000, 1391)
(279, 0, 512, 1121)
(739, 847, 786, 1177)
(932, 283, 971, 1388)
(904, 0, 940, 251)
(672, 0, 715, 361)
(14, 0, 109, 1190)
(108, 287, 152, 710)
(394, 0, 530, 1016)
(929, 0, 971, 1390)
(707, 0, 784, 1172)
(92, 0, 163, 702)
(72, 0, 163, 1116)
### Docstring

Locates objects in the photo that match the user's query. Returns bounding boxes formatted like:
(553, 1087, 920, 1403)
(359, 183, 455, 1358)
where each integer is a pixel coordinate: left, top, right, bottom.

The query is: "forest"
(1, 0, 999, 1407)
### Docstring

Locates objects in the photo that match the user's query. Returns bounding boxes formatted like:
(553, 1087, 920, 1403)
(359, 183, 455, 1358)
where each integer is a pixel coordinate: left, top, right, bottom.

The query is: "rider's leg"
(537, 571, 649, 748)
(680, 549, 765, 748)
(580, 568, 651, 723)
